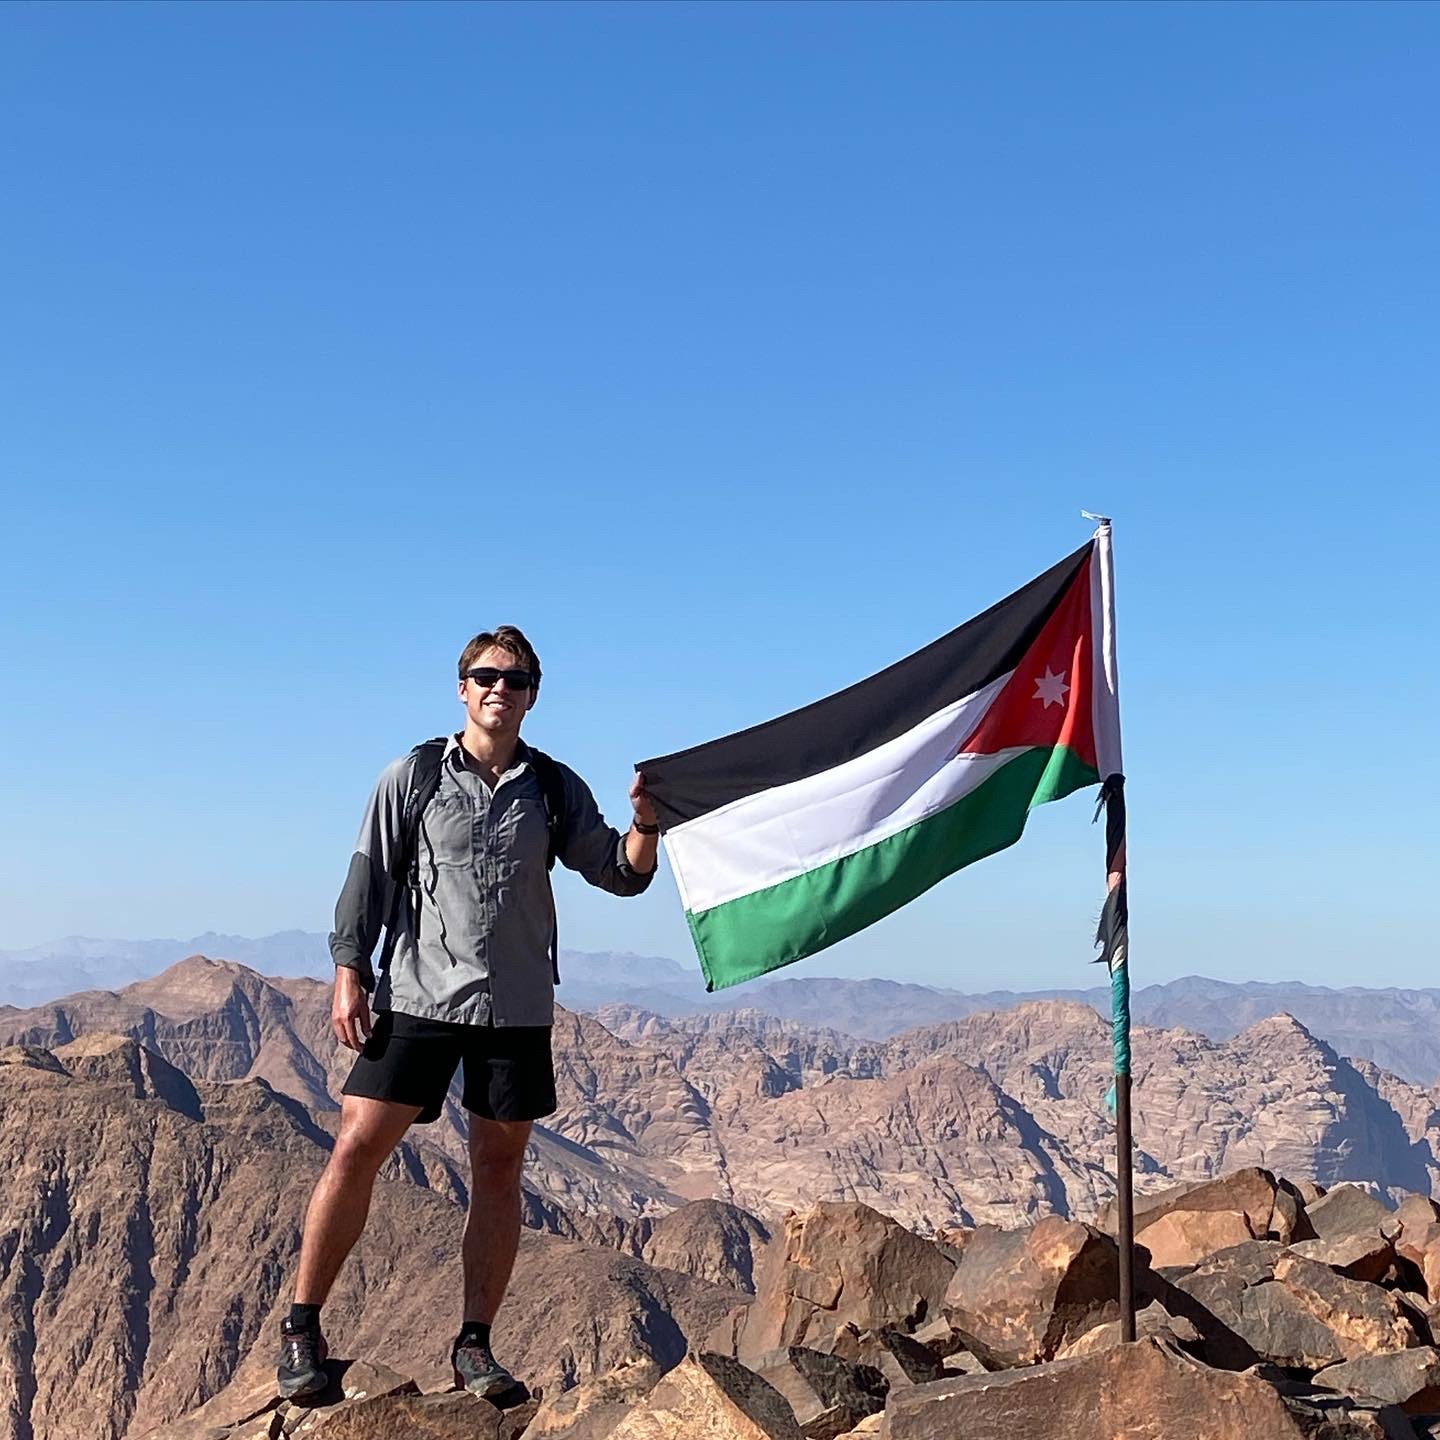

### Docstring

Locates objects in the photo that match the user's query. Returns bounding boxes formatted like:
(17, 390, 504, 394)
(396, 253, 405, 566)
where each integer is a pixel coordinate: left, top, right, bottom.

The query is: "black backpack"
(383, 737, 569, 980)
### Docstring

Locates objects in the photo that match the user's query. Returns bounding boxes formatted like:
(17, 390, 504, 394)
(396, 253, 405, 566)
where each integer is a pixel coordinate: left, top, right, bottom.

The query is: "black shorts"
(341, 1010, 556, 1124)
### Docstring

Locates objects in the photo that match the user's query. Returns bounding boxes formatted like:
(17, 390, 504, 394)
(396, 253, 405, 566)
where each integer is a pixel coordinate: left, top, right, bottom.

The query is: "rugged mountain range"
(10, 933, 1440, 1083)
(7, 957, 1440, 1243)
(12, 958, 1440, 1436)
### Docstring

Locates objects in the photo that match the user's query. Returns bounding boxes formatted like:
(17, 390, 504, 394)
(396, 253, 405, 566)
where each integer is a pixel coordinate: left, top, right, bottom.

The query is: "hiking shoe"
(452, 1335, 529, 1406)
(277, 1316, 329, 1400)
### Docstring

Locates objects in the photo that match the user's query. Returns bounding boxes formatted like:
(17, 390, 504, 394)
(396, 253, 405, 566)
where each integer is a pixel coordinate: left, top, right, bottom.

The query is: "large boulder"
(526, 1359, 665, 1439)
(1290, 1231, 1398, 1285)
(1054, 1301, 1202, 1359)
(1134, 1208, 1254, 1268)
(642, 1203, 773, 1294)
(1316, 1348, 1440, 1415)
(1169, 1244, 1421, 1371)
(1274, 1253, 1423, 1360)
(1099, 1168, 1283, 1240)
(941, 1217, 1120, 1368)
(1307, 1186, 1397, 1241)
(607, 1352, 805, 1440)
(825, 1327, 947, 1389)
(749, 1347, 886, 1439)
(1394, 1195, 1440, 1236)
(725, 1204, 954, 1364)
(881, 1337, 1415, 1439)
(316, 1390, 520, 1439)
(1273, 1179, 1317, 1246)
(1397, 1221, 1440, 1300)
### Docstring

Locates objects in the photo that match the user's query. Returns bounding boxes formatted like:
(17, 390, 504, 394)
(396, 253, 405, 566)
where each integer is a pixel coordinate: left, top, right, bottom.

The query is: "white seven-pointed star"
(1033, 667, 1070, 709)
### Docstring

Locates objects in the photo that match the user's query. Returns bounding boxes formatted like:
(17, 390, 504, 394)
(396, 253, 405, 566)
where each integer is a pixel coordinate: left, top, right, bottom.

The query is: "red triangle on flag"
(958, 556, 1097, 767)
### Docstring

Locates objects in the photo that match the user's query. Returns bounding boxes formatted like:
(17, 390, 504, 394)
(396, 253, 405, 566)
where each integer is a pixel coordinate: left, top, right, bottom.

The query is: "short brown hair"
(458, 626, 542, 690)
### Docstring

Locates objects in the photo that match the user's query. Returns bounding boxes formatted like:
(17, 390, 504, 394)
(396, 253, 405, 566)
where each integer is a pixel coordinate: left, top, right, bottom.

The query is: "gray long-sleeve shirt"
(329, 735, 653, 1026)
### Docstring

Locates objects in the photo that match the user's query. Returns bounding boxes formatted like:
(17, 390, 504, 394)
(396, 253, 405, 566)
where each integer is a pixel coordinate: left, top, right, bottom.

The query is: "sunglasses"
(464, 666, 536, 691)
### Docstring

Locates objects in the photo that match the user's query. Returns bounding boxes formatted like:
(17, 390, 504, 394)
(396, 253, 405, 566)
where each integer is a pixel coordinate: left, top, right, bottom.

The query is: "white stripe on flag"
(665, 674, 1017, 915)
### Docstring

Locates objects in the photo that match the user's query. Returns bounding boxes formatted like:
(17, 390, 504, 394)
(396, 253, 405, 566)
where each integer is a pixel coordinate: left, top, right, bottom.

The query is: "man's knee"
(329, 1101, 415, 1177)
(469, 1119, 530, 1193)
(328, 1130, 392, 1178)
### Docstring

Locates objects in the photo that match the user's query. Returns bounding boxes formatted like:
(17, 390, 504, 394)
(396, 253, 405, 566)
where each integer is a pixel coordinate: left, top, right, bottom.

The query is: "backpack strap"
(523, 745, 569, 982)
(524, 746, 568, 873)
(384, 736, 448, 934)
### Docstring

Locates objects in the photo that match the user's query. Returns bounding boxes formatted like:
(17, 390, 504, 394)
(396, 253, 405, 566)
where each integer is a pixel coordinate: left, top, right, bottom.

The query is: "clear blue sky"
(3, 2, 1436, 989)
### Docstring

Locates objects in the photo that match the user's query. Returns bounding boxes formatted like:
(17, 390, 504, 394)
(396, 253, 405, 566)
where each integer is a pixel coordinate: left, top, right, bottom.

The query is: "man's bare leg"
(461, 1117, 532, 1324)
(293, 1095, 422, 1306)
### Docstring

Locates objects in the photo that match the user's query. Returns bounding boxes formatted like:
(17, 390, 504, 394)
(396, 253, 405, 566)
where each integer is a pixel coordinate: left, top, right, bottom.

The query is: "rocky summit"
(138, 1164, 1440, 1439)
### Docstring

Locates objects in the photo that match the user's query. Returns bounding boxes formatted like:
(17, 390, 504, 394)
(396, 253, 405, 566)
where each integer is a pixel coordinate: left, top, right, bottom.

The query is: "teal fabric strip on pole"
(1110, 953, 1131, 1077)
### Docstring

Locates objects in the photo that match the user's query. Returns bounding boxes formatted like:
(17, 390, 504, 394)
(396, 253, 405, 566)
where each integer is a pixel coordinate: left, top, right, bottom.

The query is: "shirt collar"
(446, 733, 532, 776)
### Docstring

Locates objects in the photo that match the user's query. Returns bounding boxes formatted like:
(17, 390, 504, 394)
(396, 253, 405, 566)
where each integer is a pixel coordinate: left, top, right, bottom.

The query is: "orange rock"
(1134, 1208, 1255, 1267)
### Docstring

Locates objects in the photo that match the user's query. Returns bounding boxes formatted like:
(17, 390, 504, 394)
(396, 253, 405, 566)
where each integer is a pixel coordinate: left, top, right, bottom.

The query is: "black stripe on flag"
(639, 541, 1094, 829)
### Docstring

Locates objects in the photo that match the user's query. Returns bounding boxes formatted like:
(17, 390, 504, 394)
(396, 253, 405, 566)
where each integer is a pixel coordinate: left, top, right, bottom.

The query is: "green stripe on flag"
(688, 744, 1099, 991)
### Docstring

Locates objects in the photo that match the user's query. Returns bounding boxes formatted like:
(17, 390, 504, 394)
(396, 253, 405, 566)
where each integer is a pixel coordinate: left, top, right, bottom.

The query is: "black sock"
(457, 1321, 491, 1349)
(289, 1302, 322, 1332)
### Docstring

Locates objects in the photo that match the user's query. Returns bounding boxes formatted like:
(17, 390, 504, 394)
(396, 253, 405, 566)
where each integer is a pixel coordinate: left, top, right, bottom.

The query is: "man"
(278, 625, 658, 1404)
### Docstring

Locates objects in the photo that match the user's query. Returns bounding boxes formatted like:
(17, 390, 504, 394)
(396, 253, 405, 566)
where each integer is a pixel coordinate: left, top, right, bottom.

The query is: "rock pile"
(153, 1170, 1440, 1438)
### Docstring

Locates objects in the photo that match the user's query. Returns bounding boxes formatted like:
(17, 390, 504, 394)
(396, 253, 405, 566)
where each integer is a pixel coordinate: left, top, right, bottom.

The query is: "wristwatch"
(633, 819, 661, 836)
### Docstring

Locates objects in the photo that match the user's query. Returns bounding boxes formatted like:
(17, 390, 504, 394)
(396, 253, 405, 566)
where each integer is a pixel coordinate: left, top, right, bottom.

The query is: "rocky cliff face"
(5, 958, 1440, 1246)
(0, 1038, 741, 1440)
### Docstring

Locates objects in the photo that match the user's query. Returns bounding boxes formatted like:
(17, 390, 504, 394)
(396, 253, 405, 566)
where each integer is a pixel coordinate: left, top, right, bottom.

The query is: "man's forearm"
(624, 825, 659, 875)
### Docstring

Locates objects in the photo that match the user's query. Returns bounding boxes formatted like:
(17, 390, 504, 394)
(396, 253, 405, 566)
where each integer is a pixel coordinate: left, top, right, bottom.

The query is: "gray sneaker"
(451, 1335, 529, 1406)
(277, 1317, 329, 1399)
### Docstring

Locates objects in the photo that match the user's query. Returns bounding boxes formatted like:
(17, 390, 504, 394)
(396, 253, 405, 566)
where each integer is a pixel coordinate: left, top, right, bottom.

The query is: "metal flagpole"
(1084, 513, 1133, 1343)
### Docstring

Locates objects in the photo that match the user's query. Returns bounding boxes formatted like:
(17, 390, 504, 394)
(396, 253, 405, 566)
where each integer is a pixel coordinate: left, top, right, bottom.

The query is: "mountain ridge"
(10, 932, 1440, 1082)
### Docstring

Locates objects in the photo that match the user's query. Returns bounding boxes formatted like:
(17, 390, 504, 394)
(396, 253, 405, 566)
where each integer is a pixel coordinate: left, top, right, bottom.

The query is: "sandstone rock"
(1098, 1167, 1279, 1240)
(607, 1352, 805, 1440)
(1316, 1347, 1440, 1414)
(1296, 1180, 1329, 1205)
(906, 1318, 964, 1362)
(941, 1217, 1119, 1368)
(1308, 1186, 1397, 1240)
(270, 1360, 419, 1433)
(707, 1306, 751, 1357)
(730, 1205, 954, 1364)
(1054, 1301, 1202, 1359)
(1290, 1231, 1398, 1285)
(1398, 1221, 1440, 1299)
(527, 1358, 664, 1439)
(750, 1347, 886, 1439)
(1174, 1249, 1422, 1374)
(1135, 1208, 1254, 1267)
(311, 1390, 506, 1438)
(1273, 1178, 1318, 1246)
(882, 1337, 1415, 1439)
(1275, 1253, 1423, 1359)
(1161, 1242, 1298, 1370)
(1395, 1195, 1440, 1236)
(642, 1202, 772, 1293)
(1233, 1280, 1355, 1370)
(825, 1327, 946, 1389)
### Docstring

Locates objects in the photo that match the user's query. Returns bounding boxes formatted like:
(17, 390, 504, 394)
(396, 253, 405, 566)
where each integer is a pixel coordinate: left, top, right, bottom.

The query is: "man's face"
(458, 645, 537, 739)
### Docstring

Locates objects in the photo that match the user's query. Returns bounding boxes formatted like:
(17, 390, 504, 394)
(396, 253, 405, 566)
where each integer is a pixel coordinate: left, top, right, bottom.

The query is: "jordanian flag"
(639, 533, 1124, 991)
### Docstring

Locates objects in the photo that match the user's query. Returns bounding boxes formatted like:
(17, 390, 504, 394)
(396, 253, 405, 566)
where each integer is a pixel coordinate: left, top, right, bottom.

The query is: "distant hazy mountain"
(0, 931, 335, 1006)
(8, 932, 1440, 1084)
(0, 933, 705, 1010)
